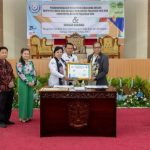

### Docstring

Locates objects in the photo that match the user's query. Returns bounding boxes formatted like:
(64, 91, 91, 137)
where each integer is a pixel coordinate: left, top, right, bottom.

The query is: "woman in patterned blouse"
(16, 48, 36, 122)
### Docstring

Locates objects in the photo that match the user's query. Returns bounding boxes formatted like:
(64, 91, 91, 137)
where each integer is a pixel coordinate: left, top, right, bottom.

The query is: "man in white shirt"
(62, 42, 78, 63)
(62, 43, 78, 85)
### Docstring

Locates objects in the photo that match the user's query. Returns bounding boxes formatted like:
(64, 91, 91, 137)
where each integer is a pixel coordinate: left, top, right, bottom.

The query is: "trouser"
(0, 90, 14, 123)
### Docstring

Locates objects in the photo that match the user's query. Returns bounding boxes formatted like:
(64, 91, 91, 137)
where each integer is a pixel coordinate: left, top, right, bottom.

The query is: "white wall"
(125, 0, 148, 58)
(3, 0, 26, 59)
(3, 0, 148, 59)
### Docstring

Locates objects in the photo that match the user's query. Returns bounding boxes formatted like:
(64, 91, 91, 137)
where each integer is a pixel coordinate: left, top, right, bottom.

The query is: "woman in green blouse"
(16, 48, 36, 122)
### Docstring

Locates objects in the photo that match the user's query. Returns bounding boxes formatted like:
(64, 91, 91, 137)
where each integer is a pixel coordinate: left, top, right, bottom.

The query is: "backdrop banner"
(27, 0, 125, 40)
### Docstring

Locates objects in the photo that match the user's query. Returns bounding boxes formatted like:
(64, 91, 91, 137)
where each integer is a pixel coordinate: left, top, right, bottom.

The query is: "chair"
(30, 35, 53, 58)
(66, 33, 86, 54)
(99, 35, 120, 58)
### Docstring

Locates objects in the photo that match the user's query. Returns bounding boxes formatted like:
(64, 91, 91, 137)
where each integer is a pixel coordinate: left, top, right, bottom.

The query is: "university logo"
(29, 1, 41, 14)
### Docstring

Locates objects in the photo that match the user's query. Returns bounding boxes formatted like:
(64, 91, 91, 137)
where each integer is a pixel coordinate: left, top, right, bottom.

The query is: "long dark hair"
(19, 48, 30, 65)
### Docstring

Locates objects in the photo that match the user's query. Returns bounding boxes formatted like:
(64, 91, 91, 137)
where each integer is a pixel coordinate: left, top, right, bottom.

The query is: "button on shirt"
(62, 52, 78, 63)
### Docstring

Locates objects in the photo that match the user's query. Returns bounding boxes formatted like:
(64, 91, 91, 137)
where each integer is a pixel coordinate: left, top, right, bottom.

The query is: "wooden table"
(40, 87, 116, 137)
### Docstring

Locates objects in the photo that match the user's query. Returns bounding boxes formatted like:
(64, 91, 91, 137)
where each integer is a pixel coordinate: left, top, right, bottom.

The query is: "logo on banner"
(29, 1, 41, 14)
(110, 1, 123, 9)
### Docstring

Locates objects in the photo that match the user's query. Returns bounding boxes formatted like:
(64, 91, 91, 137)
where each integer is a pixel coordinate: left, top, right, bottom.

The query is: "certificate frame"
(66, 63, 92, 80)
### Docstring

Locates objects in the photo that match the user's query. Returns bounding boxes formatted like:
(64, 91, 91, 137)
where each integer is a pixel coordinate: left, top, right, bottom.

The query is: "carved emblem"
(68, 100, 89, 129)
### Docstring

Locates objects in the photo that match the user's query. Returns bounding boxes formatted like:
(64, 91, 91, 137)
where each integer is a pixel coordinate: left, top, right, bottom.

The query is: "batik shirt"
(0, 59, 14, 92)
(16, 61, 36, 85)
(90, 55, 99, 77)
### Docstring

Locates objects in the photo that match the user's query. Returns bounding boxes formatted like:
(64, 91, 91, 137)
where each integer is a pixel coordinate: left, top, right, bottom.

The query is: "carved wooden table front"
(40, 87, 116, 137)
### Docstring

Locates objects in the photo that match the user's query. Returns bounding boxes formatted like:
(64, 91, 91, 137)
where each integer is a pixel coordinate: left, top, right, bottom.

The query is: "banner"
(27, 0, 125, 39)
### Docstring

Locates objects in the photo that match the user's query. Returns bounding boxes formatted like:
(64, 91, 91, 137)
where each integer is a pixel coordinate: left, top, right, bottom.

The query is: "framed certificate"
(66, 63, 92, 80)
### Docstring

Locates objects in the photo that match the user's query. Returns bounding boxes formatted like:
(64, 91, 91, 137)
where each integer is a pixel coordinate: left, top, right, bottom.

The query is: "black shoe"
(0, 122, 7, 128)
(6, 121, 15, 125)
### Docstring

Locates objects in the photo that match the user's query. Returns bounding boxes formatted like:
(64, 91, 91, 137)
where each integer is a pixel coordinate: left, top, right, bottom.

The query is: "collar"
(65, 53, 72, 58)
(0, 59, 6, 64)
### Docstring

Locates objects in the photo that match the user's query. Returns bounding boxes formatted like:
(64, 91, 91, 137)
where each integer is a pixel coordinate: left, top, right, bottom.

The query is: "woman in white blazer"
(48, 46, 66, 86)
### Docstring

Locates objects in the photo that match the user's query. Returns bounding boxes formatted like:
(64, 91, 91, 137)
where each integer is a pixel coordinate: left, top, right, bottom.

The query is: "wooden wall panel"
(109, 59, 150, 79)
(9, 59, 150, 79)
(148, 0, 150, 58)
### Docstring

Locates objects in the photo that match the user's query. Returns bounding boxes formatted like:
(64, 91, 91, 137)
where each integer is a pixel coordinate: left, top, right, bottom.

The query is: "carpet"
(0, 108, 150, 150)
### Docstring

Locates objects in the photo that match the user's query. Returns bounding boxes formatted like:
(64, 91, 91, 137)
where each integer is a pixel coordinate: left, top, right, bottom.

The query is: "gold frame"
(66, 63, 92, 80)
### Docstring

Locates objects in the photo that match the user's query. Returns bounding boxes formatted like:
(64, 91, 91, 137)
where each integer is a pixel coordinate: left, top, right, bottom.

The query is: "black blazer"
(88, 53, 109, 85)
